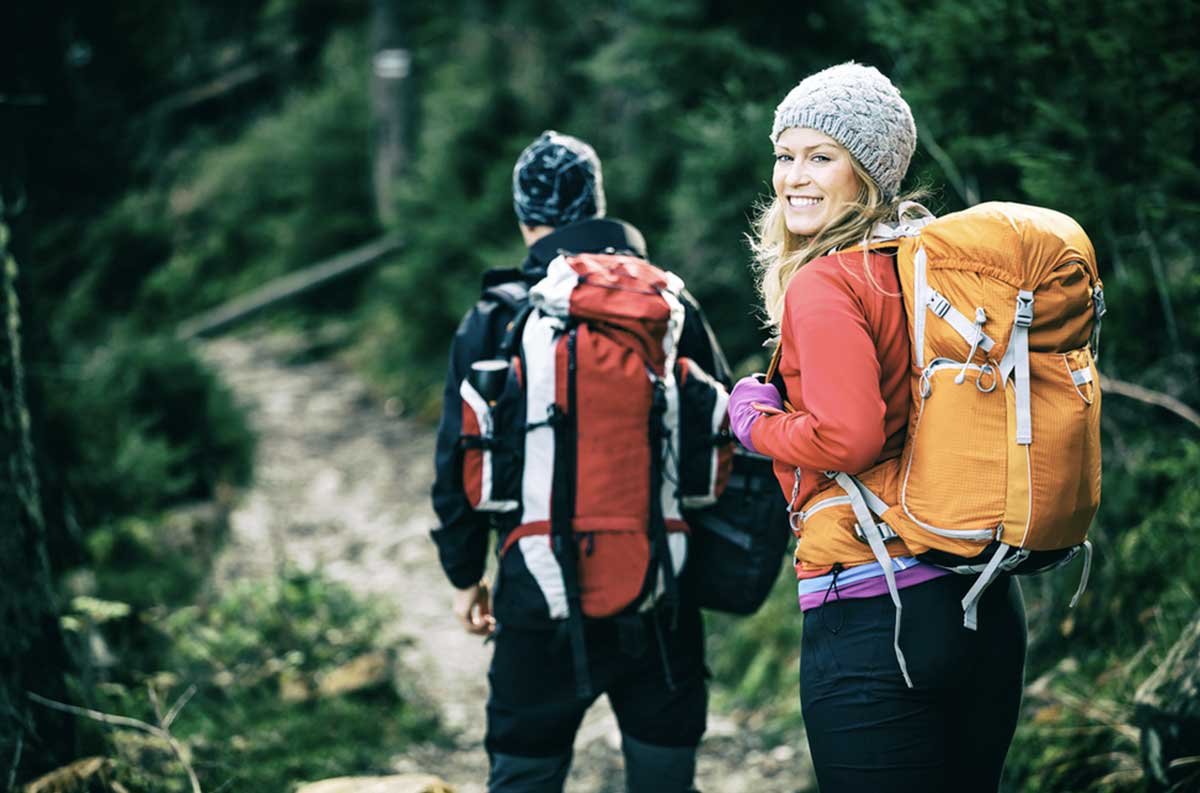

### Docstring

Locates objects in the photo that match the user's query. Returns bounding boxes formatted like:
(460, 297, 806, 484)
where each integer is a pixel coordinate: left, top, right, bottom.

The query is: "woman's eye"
(811, 154, 830, 163)
(774, 153, 792, 163)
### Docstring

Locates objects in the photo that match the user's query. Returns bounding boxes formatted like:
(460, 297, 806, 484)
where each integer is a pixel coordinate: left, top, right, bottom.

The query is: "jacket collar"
(521, 218, 648, 278)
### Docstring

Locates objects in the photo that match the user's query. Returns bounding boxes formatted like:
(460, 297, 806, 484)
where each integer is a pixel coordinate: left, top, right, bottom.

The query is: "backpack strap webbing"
(482, 275, 529, 310)
(497, 301, 536, 361)
(551, 325, 591, 699)
(763, 342, 794, 411)
(997, 290, 1035, 445)
(483, 278, 535, 364)
(646, 379, 679, 690)
(958, 544, 1012, 631)
(649, 382, 679, 604)
(832, 472, 913, 688)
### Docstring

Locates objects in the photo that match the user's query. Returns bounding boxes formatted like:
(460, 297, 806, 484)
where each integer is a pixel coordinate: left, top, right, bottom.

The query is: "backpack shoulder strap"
(764, 342, 795, 412)
(474, 269, 535, 358)
(482, 277, 530, 311)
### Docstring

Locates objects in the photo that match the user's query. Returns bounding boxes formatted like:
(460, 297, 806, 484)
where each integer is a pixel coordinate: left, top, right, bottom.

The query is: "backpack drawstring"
(819, 564, 845, 635)
(955, 307, 988, 385)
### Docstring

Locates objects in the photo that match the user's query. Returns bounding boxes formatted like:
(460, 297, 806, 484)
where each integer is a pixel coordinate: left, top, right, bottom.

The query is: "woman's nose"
(785, 160, 810, 186)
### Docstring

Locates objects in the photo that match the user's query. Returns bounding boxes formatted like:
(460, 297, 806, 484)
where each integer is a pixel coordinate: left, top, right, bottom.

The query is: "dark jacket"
(430, 217, 731, 610)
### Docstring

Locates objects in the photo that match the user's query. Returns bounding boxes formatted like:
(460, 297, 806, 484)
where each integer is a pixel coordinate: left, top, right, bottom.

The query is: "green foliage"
(5, 0, 1198, 787)
(164, 569, 387, 679)
(359, 0, 880, 403)
(140, 29, 379, 324)
(855, 4, 1200, 786)
(706, 571, 803, 734)
(78, 569, 439, 793)
(10, 2, 371, 572)
(663, 95, 779, 372)
(44, 335, 254, 528)
(84, 515, 212, 611)
(362, 14, 1200, 788)
(865, 0, 1200, 382)
(1004, 650, 1154, 792)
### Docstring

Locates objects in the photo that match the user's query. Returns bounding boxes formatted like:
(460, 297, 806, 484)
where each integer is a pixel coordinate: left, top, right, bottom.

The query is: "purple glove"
(727, 375, 784, 454)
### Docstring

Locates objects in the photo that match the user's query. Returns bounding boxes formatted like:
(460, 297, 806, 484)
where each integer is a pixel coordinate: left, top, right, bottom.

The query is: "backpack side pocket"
(675, 357, 732, 509)
(459, 359, 523, 512)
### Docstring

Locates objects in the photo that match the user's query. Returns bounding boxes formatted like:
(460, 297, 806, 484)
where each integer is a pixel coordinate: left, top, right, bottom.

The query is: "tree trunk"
(0, 216, 72, 788)
(1135, 612, 1200, 792)
(370, 0, 412, 227)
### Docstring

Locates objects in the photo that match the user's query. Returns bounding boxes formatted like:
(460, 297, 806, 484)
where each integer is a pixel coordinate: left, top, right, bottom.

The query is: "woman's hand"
(728, 375, 784, 454)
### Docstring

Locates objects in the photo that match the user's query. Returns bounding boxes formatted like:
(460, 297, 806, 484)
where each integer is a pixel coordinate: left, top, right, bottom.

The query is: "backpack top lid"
(906, 202, 1099, 291)
(530, 252, 686, 376)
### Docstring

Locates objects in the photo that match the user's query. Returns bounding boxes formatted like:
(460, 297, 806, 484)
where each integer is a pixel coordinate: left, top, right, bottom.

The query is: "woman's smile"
(773, 127, 863, 237)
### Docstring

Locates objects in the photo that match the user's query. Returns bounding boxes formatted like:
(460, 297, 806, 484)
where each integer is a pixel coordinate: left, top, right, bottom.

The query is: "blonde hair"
(750, 151, 924, 329)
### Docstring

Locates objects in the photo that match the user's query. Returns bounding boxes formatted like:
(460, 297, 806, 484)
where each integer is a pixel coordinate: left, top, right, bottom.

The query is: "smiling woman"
(749, 66, 921, 330)
(771, 128, 863, 238)
(727, 62, 1031, 793)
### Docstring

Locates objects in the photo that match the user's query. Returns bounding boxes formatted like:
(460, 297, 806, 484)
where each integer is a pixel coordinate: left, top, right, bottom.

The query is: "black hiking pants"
(801, 574, 1027, 793)
(485, 605, 707, 792)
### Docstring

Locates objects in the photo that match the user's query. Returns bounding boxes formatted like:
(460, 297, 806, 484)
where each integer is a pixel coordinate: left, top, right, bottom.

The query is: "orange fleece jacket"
(750, 250, 912, 508)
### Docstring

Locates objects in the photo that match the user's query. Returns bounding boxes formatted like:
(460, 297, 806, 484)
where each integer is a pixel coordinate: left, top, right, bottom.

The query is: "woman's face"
(772, 127, 863, 237)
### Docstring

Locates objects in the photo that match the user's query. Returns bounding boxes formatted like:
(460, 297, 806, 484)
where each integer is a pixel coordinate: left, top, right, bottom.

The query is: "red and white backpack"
(457, 253, 731, 693)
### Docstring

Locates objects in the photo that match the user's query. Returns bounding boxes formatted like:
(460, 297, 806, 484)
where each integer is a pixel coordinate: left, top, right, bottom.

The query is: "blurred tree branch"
(175, 233, 404, 340)
(148, 42, 302, 119)
(1101, 374, 1200, 431)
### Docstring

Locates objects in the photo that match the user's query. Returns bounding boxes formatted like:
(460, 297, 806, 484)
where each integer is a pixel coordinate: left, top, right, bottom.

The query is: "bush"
(42, 334, 254, 530)
(706, 571, 803, 736)
(138, 29, 380, 326)
(70, 569, 440, 793)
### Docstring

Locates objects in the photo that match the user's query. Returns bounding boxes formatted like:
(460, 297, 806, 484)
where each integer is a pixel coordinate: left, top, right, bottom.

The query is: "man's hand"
(454, 579, 496, 636)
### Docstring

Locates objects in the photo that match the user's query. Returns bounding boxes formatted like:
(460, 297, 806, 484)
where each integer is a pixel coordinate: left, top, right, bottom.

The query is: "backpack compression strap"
(996, 290, 1035, 445)
(647, 379, 679, 691)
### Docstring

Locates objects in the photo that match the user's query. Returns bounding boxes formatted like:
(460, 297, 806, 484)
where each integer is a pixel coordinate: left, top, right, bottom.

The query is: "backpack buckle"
(1014, 293, 1035, 328)
(929, 292, 952, 318)
(853, 521, 899, 544)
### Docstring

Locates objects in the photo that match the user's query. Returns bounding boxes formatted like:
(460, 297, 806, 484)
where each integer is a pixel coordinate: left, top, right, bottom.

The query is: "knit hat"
(512, 130, 606, 227)
(771, 62, 916, 200)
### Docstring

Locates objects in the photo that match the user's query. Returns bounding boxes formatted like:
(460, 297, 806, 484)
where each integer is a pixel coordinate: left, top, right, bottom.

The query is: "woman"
(727, 62, 1027, 792)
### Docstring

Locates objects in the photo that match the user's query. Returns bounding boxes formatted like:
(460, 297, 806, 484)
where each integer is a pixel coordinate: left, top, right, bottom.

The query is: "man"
(431, 130, 729, 793)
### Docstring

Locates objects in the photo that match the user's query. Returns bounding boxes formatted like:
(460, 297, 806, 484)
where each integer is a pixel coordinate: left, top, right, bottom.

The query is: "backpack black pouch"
(684, 445, 792, 615)
(675, 356, 732, 509)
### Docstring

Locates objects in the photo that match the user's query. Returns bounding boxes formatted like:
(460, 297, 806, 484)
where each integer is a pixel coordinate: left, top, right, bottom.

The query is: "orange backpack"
(788, 202, 1104, 636)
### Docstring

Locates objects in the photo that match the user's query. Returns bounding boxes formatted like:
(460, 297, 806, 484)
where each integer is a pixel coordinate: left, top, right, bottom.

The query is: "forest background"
(2, 1, 1198, 791)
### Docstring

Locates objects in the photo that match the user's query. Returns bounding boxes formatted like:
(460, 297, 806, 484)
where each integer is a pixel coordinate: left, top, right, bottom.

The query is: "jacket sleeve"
(430, 301, 508, 589)
(677, 288, 732, 388)
(749, 264, 887, 474)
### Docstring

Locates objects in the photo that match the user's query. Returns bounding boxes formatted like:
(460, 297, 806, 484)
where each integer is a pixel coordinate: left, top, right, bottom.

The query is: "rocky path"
(201, 329, 813, 793)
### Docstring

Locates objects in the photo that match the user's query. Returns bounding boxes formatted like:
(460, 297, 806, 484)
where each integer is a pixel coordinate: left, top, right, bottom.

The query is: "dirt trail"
(202, 329, 813, 793)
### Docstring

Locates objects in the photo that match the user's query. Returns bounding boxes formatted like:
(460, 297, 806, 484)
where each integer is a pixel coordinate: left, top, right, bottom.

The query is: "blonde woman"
(726, 63, 1026, 792)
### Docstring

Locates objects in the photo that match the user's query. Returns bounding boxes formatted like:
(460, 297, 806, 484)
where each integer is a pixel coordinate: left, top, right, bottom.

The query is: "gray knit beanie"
(512, 130, 606, 228)
(771, 62, 916, 200)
